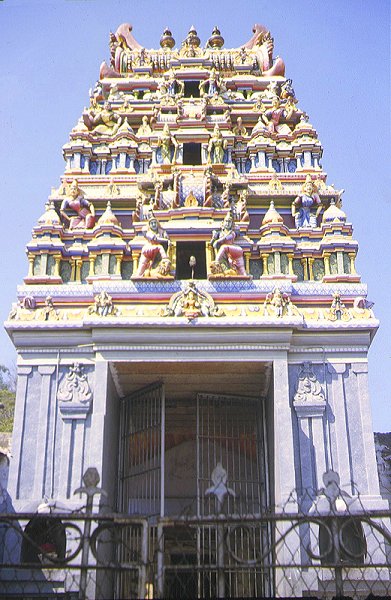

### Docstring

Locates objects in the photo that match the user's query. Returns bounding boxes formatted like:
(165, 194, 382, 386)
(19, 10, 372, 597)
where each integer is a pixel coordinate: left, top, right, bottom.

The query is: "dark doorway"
(184, 81, 200, 98)
(176, 241, 207, 280)
(183, 143, 202, 166)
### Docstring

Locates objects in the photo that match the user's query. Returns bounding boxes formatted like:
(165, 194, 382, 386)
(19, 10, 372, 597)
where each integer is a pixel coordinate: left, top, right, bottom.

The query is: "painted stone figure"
(207, 124, 227, 164)
(156, 124, 178, 164)
(210, 213, 247, 277)
(292, 176, 322, 228)
(60, 181, 96, 230)
(135, 216, 171, 278)
(83, 101, 122, 136)
(261, 96, 291, 135)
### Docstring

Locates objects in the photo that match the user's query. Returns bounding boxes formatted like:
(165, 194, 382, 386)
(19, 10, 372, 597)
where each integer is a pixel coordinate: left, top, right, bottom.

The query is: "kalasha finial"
(207, 26, 224, 49)
(160, 26, 175, 49)
(186, 25, 200, 48)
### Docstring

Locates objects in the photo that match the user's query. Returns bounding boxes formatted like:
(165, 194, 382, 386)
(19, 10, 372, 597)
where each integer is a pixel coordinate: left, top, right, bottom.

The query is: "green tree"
(0, 365, 16, 432)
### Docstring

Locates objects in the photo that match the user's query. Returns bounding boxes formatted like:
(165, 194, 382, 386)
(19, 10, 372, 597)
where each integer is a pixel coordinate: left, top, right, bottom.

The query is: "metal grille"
(118, 382, 165, 517)
(196, 393, 272, 597)
(196, 393, 269, 516)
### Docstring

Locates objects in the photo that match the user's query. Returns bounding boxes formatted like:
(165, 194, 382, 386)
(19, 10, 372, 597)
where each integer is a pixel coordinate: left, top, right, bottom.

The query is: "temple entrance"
(116, 362, 272, 597)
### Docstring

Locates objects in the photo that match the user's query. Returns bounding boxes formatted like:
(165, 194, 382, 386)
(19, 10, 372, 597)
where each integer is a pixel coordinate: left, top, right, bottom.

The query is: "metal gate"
(118, 386, 271, 598)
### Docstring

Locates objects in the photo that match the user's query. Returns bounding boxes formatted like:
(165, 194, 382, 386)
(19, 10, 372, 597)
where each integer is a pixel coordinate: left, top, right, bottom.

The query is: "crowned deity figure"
(199, 68, 221, 97)
(207, 124, 227, 164)
(292, 176, 322, 228)
(232, 116, 247, 137)
(210, 213, 247, 277)
(134, 215, 171, 278)
(83, 101, 122, 136)
(156, 124, 178, 164)
(136, 115, 152, 137)
(60, 180, 96, 230)
(261, 96, 291, 135)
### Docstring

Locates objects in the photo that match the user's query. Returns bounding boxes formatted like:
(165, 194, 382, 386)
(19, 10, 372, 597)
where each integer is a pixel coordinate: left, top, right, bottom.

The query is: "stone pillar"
(346, 363, 380, 495)
(348, 252, 357, 274)
(273, 356, 296, 505)
(292, 362, 327, 494)
(274, 251, 281, 275)
(336, 251, 344, 274)
(308, 257, 314, 280)
(58, 363, 95, 499)
(8, 366, 33, 501)
(33, 366, 56, 499)
(261, 253, 268, 275)
(323, 252, 331, 276)
(287, 253, 294, 276)
(303, 151, 312, 169)
(326, 363, 352, 490)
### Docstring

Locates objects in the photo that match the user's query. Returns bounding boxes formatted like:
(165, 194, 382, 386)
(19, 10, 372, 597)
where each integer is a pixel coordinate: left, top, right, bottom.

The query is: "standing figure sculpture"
(60, 181, 96, 230)
(135, 215, 172, 278)
(156, 124, 178, 164)
(207, 124, 227, 164)
(199, 68, 221, 97)
(292, 176, 322, 228)
(210, 213, 247, 277)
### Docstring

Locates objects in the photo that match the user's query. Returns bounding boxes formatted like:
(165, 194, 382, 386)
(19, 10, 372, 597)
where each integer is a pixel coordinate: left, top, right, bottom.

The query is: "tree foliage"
(0, 365, 15, 432)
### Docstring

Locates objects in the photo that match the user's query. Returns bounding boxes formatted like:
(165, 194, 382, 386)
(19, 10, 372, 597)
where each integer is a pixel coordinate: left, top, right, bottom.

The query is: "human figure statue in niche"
(165, 68, 184, 96)
(232, 116, 247, 137)
(210, 213, 247, 277)
(207, 124, 227, 164)
(83, 101, 122, 136)
(292, 176, 322, 228)
(136, 115, 152, 137)
(199, 67, 220, 97)
(157, 123, 178, 164)
(135, 215, 171, 277)
(60, 180, 96, 230)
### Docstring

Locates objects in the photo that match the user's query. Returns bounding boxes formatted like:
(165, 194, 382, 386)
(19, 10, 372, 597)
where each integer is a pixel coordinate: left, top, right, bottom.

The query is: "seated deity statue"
(292, 176, 322, 228)
(60, 180, 96, 230)
(157, 123, 178, 164)
(134, 215, 172, 278)
(210, 213, 247, 277)
(83, 101, 122, 136)
(207, 124, 227, 164)
(261, 96, 291, 135)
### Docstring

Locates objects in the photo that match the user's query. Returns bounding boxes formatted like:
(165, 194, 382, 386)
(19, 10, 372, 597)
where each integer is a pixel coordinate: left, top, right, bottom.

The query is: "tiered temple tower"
(4, 22, 386, 596)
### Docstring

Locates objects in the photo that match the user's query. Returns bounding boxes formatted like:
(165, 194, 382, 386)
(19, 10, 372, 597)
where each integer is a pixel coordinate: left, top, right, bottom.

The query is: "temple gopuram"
(4, 22, 388, 599)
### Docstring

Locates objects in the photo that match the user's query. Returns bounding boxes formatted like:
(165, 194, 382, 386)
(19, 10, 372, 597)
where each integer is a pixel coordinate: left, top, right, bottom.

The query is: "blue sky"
(0, 0, 390, 430)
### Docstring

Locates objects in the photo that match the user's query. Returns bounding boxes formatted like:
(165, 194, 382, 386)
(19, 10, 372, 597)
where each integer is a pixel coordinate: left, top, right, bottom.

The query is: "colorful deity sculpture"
(210, 213, 247, 277)
(60, 181, 96, 230)
(261, 96, 292, 135)
(83, 101, 122, 136)
(199, 68, 221, 97)
(207, 124, 227, 164)
(156, 124, 178, 164)
(292, 176, 322, 229)
(134, 215, 171, 278)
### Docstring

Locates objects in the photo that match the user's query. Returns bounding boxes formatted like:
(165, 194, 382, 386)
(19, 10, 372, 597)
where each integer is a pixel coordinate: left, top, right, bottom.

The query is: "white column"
(33, 365, 56, 499)
(327, 363, 352, 489)
(8, 366, 32, 500)
(273, 356, 296, 505)
(350, 363, 380, 495)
